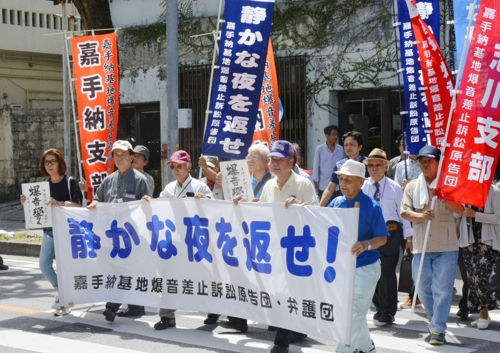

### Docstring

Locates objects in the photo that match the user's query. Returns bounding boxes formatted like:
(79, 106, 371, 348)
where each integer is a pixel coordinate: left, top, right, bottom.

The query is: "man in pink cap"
(143, 150, 212, 329)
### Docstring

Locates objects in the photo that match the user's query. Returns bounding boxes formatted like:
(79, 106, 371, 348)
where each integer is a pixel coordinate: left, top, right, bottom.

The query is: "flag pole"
(411, 0, 477, 313)
(198, 0, 224, 179)
(392, 0, 409, 180)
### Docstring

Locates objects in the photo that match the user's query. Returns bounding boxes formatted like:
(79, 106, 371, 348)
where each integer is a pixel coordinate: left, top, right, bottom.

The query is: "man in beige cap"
(87, 140, 152, 322)
(361, 148, 412, 326)
(327, 159, 388, 353)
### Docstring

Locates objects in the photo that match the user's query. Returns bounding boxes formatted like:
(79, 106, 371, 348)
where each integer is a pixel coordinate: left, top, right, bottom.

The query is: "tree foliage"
(71, 0, 114, 32)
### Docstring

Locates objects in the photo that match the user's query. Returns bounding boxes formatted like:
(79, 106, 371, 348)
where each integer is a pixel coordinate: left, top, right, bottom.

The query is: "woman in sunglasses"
(20, 149, 83, 316)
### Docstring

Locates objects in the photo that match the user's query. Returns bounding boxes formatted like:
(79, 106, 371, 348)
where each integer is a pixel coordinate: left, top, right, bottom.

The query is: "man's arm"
(351, 236, 387, 256)
(312, 146, 320, 188)
(319, 182, 337, 206)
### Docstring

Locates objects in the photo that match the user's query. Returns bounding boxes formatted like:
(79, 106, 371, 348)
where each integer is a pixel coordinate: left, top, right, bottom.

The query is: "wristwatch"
(366, 241, 372, 251)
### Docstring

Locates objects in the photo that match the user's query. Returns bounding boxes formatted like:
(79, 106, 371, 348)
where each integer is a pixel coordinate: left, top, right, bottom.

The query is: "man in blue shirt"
(328, 159, 388, 353)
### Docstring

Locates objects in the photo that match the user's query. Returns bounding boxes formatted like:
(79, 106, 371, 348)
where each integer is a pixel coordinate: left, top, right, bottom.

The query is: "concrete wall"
(0, 108, 74, 201)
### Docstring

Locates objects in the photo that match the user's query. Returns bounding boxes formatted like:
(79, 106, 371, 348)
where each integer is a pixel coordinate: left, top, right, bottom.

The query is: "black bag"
(398, 252, 414, 294)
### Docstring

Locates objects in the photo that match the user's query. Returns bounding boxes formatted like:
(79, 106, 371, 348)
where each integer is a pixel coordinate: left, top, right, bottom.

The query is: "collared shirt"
(159, 175, 213, 199)
(328, 191, 389, 268)
(395, 158, 421, 186)
(312, 142, 344, 191)
(294, 164, 314, 186)
(251, 169, 273, 199)
(386, 155, 402, 181)
(330, 155, 369, 185)
(362, 176, 413, 238)
(94, 166, 151, 203)
(141, 170, 155, 194)
(260, 171, 319, 205)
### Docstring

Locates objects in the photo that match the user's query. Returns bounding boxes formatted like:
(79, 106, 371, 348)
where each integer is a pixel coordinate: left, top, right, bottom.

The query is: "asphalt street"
(1, 254, 500, 353)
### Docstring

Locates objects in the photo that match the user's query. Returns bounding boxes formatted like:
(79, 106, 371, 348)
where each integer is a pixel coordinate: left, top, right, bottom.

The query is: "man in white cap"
(198, 155, 223, 200)
(87, 140, 152, 323)
(401, 145, 463, 346)
(327, 159, 388, 353)
(361, 148, 412, 326)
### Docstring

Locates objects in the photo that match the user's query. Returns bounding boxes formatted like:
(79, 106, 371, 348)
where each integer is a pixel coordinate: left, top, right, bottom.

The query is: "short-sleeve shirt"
(159, 175, 213, 199)
(395, 158, 421, 186)
(251, 169, 274, 199)
(259, 171, 319, 205)
(94, 167, 151, 203)
(328, 191, 389, 268)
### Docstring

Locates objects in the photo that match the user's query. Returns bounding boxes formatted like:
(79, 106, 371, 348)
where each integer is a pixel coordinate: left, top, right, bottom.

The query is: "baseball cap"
(416, 145, 441, 161)
(167, 150, 191, 164)
(268, 140, 296, 158)
(112, 140, 133, 152)
(204, 155, 219, 168)
(133, 145, 150, 160)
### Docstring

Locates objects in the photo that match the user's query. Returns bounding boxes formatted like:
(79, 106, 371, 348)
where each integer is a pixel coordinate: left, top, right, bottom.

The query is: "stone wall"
(0, 108, 76, 201)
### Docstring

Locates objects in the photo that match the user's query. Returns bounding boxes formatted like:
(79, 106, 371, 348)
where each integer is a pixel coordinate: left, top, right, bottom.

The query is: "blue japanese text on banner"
(203, 0, 275, 159)
(397, 0, 440, 154)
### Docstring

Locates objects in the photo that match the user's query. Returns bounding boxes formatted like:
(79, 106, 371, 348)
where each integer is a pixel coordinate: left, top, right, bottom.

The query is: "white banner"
(22, 182, 52, 229)
(53, 199, 358, 345)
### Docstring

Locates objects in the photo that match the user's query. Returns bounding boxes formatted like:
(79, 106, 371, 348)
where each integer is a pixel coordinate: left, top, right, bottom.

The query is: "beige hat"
(362, 148, 389, 165)
(335, 159, 366, 178)
(204, 155, 220, 168)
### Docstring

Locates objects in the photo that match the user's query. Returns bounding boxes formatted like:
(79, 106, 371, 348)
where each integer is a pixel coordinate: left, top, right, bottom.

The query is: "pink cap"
(167, 150, 191, 164)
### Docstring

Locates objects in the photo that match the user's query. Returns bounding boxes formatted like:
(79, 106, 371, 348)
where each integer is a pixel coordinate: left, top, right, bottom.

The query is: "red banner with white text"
(406, 0, 454, 148)
(437, 1, 500, 207)
(252, 40, 280, 148)
(72, 33, 119, 200)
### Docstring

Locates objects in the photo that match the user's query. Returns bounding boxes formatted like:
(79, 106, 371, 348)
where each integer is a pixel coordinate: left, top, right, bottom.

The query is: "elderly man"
(313, 124, 344, 198)
(199, 155, 223, 200)
(144, 150, 213, 329)
(320, 131, 368, 207)
(132, 145, 155, 194)
(87, 140, 151, 323)
(247, 143, 273, 199)
(361, 149, 412, 325)
(401, 145, 464, 346)
(257, 140, 318, 353)
(327, 159, 388, 353)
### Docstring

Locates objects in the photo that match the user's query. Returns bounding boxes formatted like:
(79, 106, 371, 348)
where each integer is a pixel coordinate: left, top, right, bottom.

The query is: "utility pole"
(162, 0, 179, 185)
(62, 2, 71, 173)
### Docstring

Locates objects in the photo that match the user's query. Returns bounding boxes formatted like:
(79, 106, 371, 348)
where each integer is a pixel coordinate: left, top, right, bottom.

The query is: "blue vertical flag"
(453, 0, 481, 83)
(203, 0, 275, 159)
(397, 0, 440, 154)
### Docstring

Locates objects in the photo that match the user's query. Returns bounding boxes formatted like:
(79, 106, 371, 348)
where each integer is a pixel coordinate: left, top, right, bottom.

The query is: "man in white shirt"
(143, 150, 212, 330)
(361, 148, 412, 325)
(312, 125, 344, 198)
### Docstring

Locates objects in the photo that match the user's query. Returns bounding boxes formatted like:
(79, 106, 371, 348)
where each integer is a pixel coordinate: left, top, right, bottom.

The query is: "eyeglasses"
(367, 164, 384, 169)
(170, 164, 184, 171)
(44, 159, 58, 166)
(114, 153, 130, 159)
(245, 154, 263, 161)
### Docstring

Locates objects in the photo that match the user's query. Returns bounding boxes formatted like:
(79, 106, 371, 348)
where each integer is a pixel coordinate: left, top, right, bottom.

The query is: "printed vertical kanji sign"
(72, 33, 120, 200)
(437, 1, 500, 207)
(203, 0, 275, 159)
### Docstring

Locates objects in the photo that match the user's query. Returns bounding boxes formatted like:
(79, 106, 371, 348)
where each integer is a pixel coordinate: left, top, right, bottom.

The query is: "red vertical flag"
(252, 39, 280, 148)
(437, 1, 500, 207)
(406, 0, 455, 148)
(72, 33, 120, 200)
